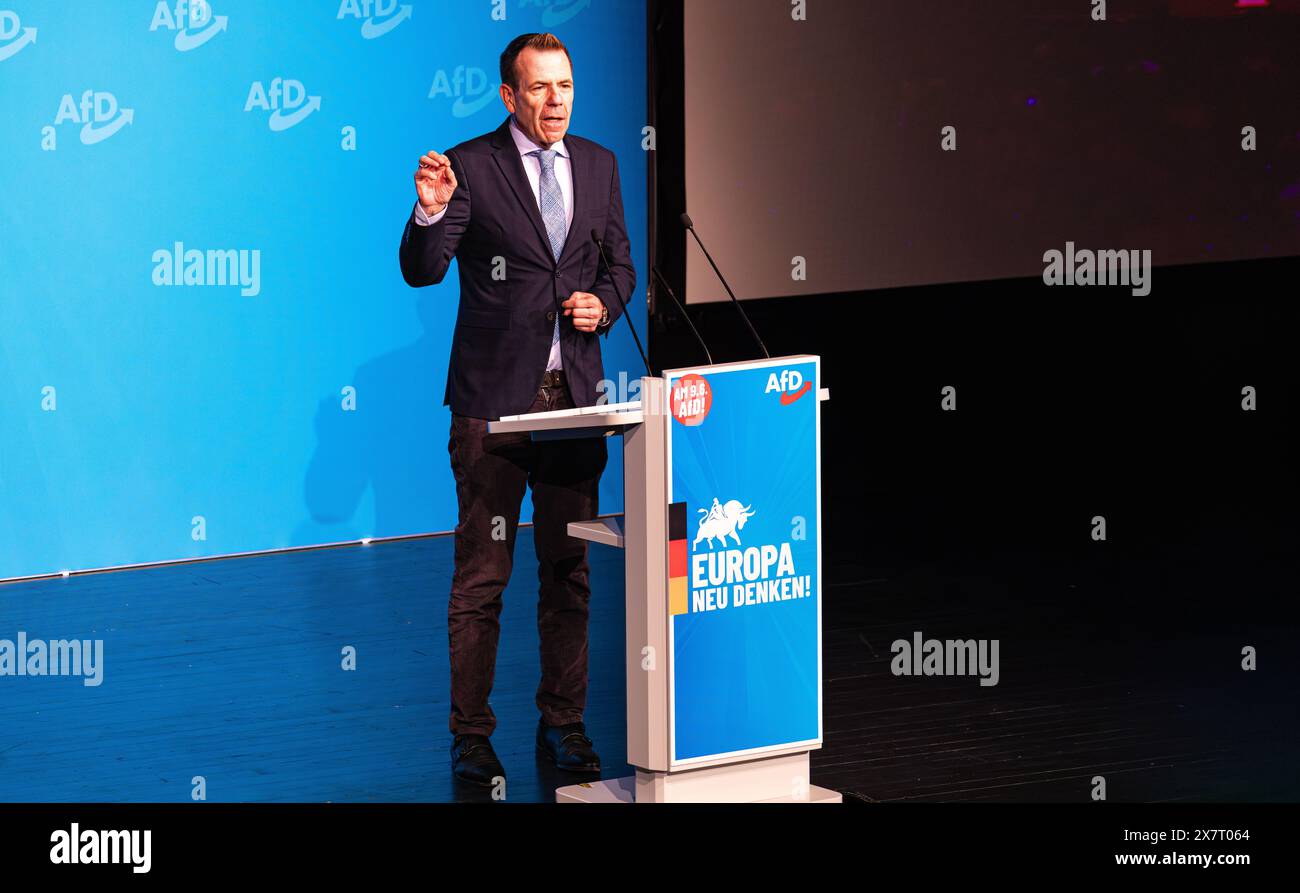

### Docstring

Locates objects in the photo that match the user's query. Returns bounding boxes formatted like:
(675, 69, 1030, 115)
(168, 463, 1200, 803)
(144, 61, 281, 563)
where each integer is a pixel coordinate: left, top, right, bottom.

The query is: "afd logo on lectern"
(337, 0, 412, 39)
(0, 10, 37, 62)
(50, 91, 134, 146)
(765, 367, 812, 405)
(245, 79, 321, 131)
(149, 0, 228, 51)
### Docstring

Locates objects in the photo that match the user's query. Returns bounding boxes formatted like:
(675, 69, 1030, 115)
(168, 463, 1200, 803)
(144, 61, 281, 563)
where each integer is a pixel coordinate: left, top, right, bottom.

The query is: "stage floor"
(1, 526, 1294, 802)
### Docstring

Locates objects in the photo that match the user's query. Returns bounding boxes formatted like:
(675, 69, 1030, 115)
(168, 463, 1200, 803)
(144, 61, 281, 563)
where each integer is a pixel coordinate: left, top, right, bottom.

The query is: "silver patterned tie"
(530, 148, 566, 366)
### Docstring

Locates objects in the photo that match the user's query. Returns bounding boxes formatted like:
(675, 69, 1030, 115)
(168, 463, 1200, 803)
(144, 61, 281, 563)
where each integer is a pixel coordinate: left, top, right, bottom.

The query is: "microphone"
(680, 212, 770, 359)
(651, 266, 713, 366)
(590, 229, 651, 377)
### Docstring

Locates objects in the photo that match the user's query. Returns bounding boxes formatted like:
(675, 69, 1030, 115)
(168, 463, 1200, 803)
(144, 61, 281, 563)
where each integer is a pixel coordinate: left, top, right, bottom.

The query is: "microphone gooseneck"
(680, 214, 770, 359)
(651, 266, 713, 366)
(590, 229, 651, 377)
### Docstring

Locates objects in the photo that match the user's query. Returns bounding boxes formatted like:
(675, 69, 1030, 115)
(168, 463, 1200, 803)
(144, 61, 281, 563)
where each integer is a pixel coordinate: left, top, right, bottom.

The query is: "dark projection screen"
(683, 0, 1300, 303)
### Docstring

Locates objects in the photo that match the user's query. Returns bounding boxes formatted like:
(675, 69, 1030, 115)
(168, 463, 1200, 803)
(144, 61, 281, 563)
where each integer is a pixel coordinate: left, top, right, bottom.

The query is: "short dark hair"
(499, 32, 572, 91)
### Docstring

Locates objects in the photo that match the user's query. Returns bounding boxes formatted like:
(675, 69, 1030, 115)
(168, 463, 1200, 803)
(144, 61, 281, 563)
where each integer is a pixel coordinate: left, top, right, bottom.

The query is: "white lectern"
(489, 356, 839, 803)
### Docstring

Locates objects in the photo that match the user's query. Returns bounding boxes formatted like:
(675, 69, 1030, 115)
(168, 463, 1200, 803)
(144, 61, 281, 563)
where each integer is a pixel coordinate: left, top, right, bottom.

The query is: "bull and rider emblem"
(692, 498, 757, 550)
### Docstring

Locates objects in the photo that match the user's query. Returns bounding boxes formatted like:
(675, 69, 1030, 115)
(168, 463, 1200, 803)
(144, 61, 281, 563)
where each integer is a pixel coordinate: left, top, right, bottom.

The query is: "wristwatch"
(597, 304, 610, 329)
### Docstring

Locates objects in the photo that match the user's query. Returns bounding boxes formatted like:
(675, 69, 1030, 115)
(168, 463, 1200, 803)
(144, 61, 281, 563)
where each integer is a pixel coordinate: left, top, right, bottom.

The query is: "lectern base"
(556, 776, 841, 803)
(556, 776, 636, 803)
(557, 753, 841, 803)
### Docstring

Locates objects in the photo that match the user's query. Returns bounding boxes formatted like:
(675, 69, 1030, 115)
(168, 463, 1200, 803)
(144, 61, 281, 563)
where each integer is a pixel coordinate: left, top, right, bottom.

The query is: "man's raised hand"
(415, 150, 458, 216)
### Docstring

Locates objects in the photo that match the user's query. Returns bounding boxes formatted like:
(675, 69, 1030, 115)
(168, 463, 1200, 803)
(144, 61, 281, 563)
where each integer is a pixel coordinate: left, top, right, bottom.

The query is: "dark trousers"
(446, 375, 607, 737)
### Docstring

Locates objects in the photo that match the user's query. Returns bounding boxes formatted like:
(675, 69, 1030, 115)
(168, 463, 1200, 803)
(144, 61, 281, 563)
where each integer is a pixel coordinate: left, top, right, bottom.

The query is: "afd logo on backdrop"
(765, 368, 812, 405)
(338, 0, 411, 38)
(150, 0, 227, 51)
(50, 91, 134, 146)
(245, 78, 321, 131)
(428, 66, 498, 118)
(522, 0, 592, 27)
(0, 10, 36, 61)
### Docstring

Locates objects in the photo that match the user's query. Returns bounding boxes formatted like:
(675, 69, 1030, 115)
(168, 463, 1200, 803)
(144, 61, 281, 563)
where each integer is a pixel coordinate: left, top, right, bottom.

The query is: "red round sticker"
(671, 374, 712, 425)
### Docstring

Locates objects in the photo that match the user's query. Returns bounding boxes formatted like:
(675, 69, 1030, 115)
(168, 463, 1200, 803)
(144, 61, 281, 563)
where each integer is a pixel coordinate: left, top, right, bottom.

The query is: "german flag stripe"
(668, 502, 688, 616)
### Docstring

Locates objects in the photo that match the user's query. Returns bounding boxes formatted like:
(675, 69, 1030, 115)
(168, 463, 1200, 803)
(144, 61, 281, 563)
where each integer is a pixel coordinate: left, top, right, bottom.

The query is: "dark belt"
(539, 369, 566, 389)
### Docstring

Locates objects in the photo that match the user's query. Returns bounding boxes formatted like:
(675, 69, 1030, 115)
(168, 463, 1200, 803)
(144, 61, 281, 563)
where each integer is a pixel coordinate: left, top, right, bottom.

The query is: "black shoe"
(451, 734, 505, 787)
(536, 719, 601, 772)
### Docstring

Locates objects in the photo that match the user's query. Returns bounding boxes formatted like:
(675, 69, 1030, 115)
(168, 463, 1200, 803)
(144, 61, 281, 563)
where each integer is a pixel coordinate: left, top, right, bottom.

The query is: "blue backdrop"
(0, 0, 647, 581)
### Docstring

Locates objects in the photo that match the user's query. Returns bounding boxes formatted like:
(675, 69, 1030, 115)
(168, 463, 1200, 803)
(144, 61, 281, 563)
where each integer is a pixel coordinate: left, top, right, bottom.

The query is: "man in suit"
(399, 32, 636, 787)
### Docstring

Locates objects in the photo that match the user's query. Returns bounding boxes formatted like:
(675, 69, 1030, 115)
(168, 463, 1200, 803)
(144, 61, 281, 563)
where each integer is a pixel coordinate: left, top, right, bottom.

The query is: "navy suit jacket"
(399, 116, 636, 421)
